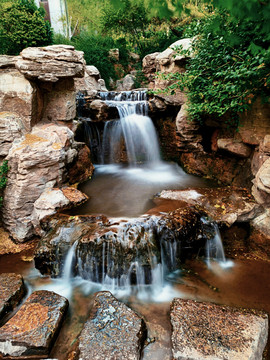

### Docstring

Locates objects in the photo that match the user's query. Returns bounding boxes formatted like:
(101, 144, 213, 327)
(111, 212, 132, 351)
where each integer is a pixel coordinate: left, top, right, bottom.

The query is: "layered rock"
(77, 291, 147, 360)
(217, 138, 252, 158)
(0, 112, 27, 157)
(158, 187, 262, 226)
(0, 274, 26, 320)
(75, 65, 107, 95)
(16, 45, 85, 82)
(2, 122, 89, 242)
(0, 290, 68, 358)
(170, 298, 268, 360)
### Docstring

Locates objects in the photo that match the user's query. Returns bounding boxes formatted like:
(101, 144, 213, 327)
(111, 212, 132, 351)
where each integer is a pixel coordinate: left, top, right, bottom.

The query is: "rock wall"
(0, 45, 96, 242)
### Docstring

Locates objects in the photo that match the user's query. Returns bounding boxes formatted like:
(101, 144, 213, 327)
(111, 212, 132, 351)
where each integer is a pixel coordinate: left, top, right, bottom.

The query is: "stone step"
(76, 291, 147, 360)
(0, 273, 26, 321)
(0, 290, 68, 359)
(170, 298, 268, 360)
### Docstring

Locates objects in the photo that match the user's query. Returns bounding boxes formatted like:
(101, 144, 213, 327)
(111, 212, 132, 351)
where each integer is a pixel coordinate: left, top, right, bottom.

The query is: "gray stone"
(75, 65, 108, 95)
(171, 298, 268, 360)
(77, 291, 147, 360)
(116, 74, 135, 91)
(0, 290, 68, 358)
(0, 273, 26, 320)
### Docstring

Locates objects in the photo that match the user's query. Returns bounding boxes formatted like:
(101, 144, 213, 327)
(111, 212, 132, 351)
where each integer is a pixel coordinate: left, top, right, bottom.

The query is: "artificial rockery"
(0, 40, 269, 359)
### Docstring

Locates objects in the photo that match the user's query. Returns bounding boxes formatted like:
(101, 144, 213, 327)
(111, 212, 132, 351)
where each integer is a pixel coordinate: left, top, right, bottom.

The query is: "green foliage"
(0, 0, 53, 55)
(0, 160, 8, 207)
(165, 11, 270, 125)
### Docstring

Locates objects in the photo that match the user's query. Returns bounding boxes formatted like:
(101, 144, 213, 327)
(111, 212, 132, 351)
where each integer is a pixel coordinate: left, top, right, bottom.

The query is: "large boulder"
(16, 45, 85, 82)
(217, 138, 252, 158)
(2, 122, 86, 242)
(77, 291, 147, 360)
(0, 290, 68, 358)
(171, 298, 268, 360)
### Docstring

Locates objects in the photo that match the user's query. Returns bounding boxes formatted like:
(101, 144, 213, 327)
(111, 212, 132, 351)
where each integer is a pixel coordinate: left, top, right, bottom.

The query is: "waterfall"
(100, 91, 161, 165)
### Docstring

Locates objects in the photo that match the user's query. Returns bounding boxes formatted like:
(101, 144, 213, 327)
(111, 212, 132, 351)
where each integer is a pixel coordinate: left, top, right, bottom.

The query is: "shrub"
(0, 0, 53, 55)
(0, 160, 8, 207)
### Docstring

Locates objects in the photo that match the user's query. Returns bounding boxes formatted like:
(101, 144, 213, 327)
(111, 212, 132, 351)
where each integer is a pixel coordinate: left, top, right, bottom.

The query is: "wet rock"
(32, 187, 88, 235)
(2, 122, 82, 241)
(0, 273, 26, 320)
(88, 99, 118, 121)
(158, 187, 262, 226)
(16, 45, 85, 82)
(77, 291, 147, 360)
(34, 207, 208, 281)
(75, 65, 107, 95)
(176, 104, 203, 152)
(170, 298, 268, 360)
(0, 290, 68, 358)
(68, 144, 94, 184)
(217, 138, 252, 158)
(0, 112, 27, 156)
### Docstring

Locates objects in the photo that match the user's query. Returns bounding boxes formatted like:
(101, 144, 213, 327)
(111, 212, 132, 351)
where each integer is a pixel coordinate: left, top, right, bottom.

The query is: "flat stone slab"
(0, 273, 26, 320)
(171, 299, 268, 360)
(0, 290, 68, 359)
(77, 291, 147, 360)
(158, 187, 262, 226)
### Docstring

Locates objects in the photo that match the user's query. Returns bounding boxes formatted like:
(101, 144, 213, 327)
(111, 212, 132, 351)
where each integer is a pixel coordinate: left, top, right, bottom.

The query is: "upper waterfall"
(100, 90, 161, 165)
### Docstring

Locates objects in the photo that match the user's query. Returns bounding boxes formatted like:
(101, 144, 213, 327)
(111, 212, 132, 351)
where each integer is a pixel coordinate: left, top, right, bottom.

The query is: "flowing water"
(0, 90, 246, 359)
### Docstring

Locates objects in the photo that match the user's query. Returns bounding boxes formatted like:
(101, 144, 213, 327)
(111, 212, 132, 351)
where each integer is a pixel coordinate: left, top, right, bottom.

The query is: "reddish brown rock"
(87, 99, 118, 121)
(158, 187, 262, 226)
(68, 144, 94, 184)
(0, 290, 68, 358)
(171, 298, 268, 360)
(0, 273, 26, 320)
(217, 138, 252, 158)
(77, 291, 147, 360)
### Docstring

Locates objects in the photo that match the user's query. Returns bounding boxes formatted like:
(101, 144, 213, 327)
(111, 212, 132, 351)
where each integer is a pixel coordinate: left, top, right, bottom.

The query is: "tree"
(0, 0, 53, 55)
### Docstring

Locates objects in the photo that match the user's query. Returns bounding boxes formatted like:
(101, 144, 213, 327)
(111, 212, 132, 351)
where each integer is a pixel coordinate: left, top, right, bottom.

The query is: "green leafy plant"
(0, 0, 53, 55)
(0, 160, 8, 207)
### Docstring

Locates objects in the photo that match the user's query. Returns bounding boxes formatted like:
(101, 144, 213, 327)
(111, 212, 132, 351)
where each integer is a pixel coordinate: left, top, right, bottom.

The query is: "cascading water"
(42, 90, 231, 301)
(101, 91, 161, 165)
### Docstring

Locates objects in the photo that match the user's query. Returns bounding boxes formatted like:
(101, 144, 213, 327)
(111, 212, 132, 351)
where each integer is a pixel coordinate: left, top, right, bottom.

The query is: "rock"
(88, 99, 118, 121)
(68, 144, 94, 184)
(108, 48, 119, 61)
(2, 123, 81, 241)
(142, 52, 160, 80)
(0, 273, 26, 320)
(175, 104, 203, 152)
(180, 151, 253, 188)
(32, 187, 88, 234)
(0, 112, 27, 156)
(116, 74, 135, 91)
(170, 298, 268, 360)
(0, 290, 68, 358)
(41, 78, 76, 122)
(74, 65, 108, 95)
(0, 55, 19, 69)
(158, 187, 262, 226)
(0, 68, 39, 130)
(34, 207, 208, 280)
(261, 135, 270, 154)
(217, 138, 252, 158)
(239, 99, 270, 146)
(16, 45, 85, 82)
(77, 291, 147, 360)
(252, 158, 270, 205)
